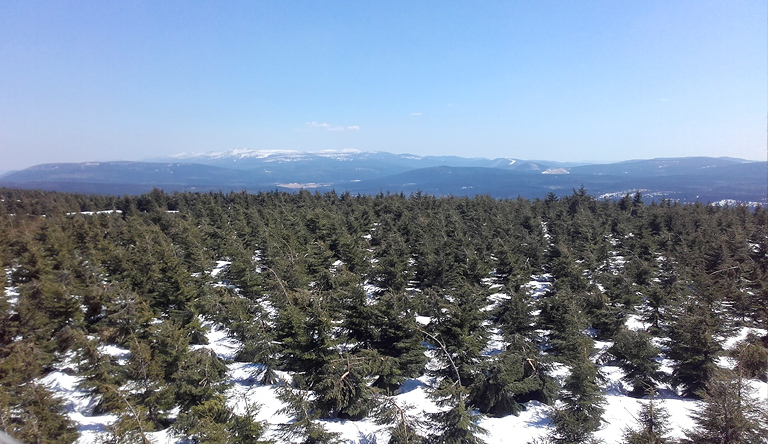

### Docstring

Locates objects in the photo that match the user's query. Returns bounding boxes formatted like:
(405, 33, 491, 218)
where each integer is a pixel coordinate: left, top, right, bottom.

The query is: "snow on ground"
(4, 284, 18, 308)
(39, 351, 120, 444)
(720, 326, 768, 350)
(482, 326, 506, 356)
(65, 210, 123, 216)
(41, 312, 761, 444)
(99, 343, 131, 365)
(192, 321, 240, 361)
(523, 274, 552, 299)
(4, 268, 19, 309)
(362, 282, 385, 303)
(624, 314, 650, 331)
(414, 316, 432, 326)
(598, 389, 698, 442)
(483, 292, 511, 313)
(32, 266, 768, 444)
(210, 260, 231, 278)
(607, 255, 627, 272)
(477, 401, 550, 443)
(480, 277, 504, 291)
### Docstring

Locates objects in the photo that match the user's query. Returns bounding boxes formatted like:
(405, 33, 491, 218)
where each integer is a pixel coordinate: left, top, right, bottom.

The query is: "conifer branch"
(415, 326, 462, 387)
(266, 266, 290, 300)
(114, 388, 152, 444)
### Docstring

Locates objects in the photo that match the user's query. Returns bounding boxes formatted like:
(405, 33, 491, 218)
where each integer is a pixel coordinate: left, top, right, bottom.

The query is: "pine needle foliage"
(372, 396, 426, 444)
(621, 391, 672, 444)
(681, 369, 768, 444)
(609, 329, 662, 397)
(275, 383, 341, 444)
(2, 187, 768, 443)
(547, 348, 605, 444)
(172, 395, 271, 444)
(427, 384, 487, 444)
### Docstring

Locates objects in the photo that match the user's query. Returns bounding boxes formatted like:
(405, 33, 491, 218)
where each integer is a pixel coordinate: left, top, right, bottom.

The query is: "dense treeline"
(0, 187, 766, 444)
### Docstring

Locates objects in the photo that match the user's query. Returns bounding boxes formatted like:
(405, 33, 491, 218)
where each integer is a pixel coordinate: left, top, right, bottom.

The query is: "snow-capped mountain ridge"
(167, 148, 373, 161)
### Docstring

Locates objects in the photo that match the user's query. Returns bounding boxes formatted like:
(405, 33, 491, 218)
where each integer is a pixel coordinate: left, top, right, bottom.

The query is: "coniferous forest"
(1, 187, 766, 444)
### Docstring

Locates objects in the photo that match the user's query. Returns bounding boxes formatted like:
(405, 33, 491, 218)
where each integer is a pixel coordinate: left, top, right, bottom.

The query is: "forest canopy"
(0, 187, 766, 444)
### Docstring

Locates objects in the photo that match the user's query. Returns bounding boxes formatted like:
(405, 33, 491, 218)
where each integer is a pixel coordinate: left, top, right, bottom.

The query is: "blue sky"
(1, 0, 766, 171)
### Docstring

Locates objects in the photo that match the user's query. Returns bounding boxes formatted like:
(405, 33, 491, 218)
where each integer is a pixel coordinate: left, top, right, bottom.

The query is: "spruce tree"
(681, 369, 768, 444)
(425, 283, 489, 387)
(548, 347, 605, 444)
(427, 384, 487, 444)
(667, 301, 722, 398)
(76, 340, 125, 414)
(468, 347, 556, 417)
(276, 384, 341, 444)
(124, 337, 174, 427)
(609, 329, 662, 396)
(366, 291, 426, 393)
(0, 382, 79, 444)
(311, 350, 377, 419)
(731, 333, 768, 381)
(172, 395, 271, 444)
(172, 348, 230, 411)
(622, 391, 672, 444)
(372, 396, 426, 444)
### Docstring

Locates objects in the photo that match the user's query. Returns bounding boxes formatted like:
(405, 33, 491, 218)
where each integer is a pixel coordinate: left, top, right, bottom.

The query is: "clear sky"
(1, 0, 766, 172)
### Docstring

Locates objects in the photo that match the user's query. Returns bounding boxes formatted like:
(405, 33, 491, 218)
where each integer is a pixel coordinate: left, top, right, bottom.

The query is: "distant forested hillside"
(1, 188, 766, 444)
(2, 155, 766, 204)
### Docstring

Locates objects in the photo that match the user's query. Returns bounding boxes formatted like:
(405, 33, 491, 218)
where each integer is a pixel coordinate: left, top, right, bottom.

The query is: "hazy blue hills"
(567, 156, 756, 176)
(1, 151, 765, 204)
(343, 161, 767, 203)
(149, 149, 552, 183)
(0, 162, 271, 195)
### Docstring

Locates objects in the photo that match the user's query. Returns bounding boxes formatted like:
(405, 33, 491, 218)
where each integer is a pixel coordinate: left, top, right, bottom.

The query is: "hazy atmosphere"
(1, 0, 766, 172)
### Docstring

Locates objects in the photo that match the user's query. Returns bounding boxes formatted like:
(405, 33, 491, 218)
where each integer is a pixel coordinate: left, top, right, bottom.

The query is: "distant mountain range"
(1, 150, 766, 204)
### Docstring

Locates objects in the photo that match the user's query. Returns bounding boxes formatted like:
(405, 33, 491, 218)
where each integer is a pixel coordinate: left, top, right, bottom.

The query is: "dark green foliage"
(425, 284, 490, 387)
(172, 349, 231, 411)
(274, 292, 338, 378)
(173, 395, 271, 444)
(369, 229, 411, 293)
(622, 392, 672, 444)
(0, 382, 79, 444)
(548, 348, 605, 444)
(276, 289, 378, 419)
(2, 186, 767, 442)
(372, 397, 426, 444)
(104, 402, 155, 444)
(609, 329, 662, 396)
(15, 273, 82, 364)
(667, 301, 722, 398)
(681, 369, 768, 444)
(311, 351, 377, 419)
(276, 384, 341, 444)
(539, 289, 592, 363)
(365, 292, 427, 393)
(0, 312, 79, 444)
(731, 333, 768, 381)
(97, 288, 155, 345)
(468, 347, 556, 417)
(494, 289, 535, 339)
(76, 341, 125, 414)
(124, 338, 174, 427)
(427, 385, 487, 444)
